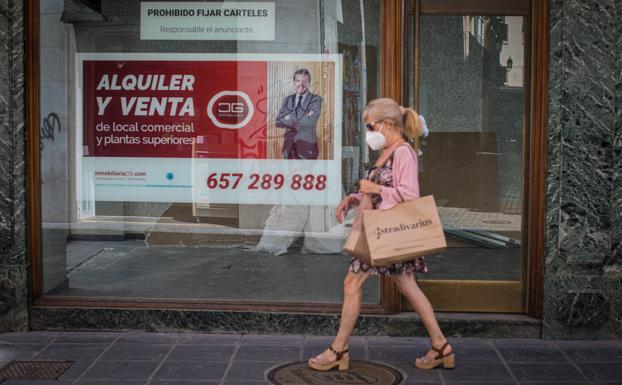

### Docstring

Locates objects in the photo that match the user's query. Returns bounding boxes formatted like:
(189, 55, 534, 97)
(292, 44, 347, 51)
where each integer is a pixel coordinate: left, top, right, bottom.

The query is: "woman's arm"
(348, 192, 363, 204)
(380, 145, 420, 203)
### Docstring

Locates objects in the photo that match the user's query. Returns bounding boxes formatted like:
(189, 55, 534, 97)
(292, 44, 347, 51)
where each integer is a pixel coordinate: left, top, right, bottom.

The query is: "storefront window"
(40, 0, 381, 303)
(418, 15, 525, 282)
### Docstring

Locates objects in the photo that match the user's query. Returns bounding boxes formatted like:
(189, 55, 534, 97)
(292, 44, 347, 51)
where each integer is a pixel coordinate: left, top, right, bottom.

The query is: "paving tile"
(53, 332, 118, 344)
(368, 336, 428, 347)
(153, 361, 229, 381)
(557, 343, 622, 362)
(152, 381, 219, 385)
(494, 338, 556, 347)
(509, 363, 586, 382)
(167, 345, 236, 362)
(391, 361, 441, 383)
(224, 361, 282, 382)
(0, 344, 48, 360)
(240, 335, 303, 346)
(81, 360, 159, 380)
(441, 363, 514, 383)
(115, 333, 178, 345)
(576, 363, 622, 382)
(100, 343, 171, 361)
(445, 383, 515, 385)
(58, 361, 96, 380)
(35, 343, 108, 360)
(497, 346, 569, 363)
(368, 346, 421, 362)
(555, 340, 621, 348)
(445, 337, 495, 348)
(305, 335, 367, 346)
(2, 333, 621, 385)
(234, 345, 300, 362)
(303, 343, 366, 361)
(0, 332, 58, 344)
(451, 346, 502, 363)
(303, 336, 366, 351)
(176, 334, 240, 345)
(403, 379, 443, 384)
(592, 383, 622, 385)
(2, 381, 73, 385)
(75, 381, 147, 385)
(519, 382, 589, 385)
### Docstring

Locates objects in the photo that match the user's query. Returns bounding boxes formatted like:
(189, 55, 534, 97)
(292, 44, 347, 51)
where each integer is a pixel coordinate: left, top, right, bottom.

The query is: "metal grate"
(0, 361, 74, 380)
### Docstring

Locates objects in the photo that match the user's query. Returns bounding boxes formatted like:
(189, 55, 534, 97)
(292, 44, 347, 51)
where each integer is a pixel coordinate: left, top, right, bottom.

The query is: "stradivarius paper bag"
(362, 195, 446, 266)
(343, 194, 373, 263)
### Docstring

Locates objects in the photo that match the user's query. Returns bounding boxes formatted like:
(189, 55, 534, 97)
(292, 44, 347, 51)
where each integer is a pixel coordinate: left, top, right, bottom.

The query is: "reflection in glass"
(40, 0, 381, 303)
(418, 16, 525, 281)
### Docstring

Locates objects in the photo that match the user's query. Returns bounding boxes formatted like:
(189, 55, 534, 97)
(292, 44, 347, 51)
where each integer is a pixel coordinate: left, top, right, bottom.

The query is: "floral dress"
(349, 152, 428, 276)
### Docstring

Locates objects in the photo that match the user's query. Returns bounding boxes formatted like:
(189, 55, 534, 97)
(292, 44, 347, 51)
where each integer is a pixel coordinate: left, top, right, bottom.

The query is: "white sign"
(140, 2, 275, 41)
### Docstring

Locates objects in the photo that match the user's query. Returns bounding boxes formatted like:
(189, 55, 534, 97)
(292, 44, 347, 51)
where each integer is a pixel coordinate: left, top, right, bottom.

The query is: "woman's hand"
(335, 195, 353, 224)
(358, 179, 382, 195)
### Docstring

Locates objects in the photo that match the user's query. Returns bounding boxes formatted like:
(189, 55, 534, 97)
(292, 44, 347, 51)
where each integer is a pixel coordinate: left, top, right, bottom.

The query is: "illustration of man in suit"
(275, 68, 322, 160)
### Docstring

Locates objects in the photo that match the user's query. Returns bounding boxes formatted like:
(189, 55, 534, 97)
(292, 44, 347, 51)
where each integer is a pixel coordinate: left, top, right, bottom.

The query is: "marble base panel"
(612, 0, 622, 267)
(0, 0, 13, 256)
(543, 0, 622, 339)
(30, 307, 541, 338)
(0, 265, 28, 332)
(0, 0, 28, 332)
(543, 274, 622, 339)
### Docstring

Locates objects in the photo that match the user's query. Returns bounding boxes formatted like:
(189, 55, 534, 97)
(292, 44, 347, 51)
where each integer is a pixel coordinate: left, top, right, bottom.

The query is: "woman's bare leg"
(393, 273, 452, 358)
(309, 270, 371, 364)
(332, 270, 371, 350)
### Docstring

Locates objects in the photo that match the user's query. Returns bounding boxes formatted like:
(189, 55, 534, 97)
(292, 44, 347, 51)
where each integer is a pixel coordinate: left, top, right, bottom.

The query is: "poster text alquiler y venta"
(77, 53, 342, 206)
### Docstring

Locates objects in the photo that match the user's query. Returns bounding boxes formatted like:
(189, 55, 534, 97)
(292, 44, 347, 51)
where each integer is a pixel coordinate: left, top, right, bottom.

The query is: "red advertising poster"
(78, 53, 342, 206)
(83, 60, 268, 158)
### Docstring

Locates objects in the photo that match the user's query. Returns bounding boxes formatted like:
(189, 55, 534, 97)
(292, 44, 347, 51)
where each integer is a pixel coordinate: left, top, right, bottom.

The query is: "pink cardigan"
(351, 145, 420, 210)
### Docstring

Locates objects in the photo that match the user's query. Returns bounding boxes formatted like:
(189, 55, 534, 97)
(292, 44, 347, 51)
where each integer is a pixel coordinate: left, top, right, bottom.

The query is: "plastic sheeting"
(257, 204, 346, 255)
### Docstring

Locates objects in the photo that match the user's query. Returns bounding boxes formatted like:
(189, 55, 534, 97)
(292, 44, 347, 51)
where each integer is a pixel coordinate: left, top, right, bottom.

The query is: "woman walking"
(308, 98, 454, 371)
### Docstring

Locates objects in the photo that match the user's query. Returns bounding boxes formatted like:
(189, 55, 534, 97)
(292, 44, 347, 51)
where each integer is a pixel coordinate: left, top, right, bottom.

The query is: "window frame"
(403, 0, 549, 317)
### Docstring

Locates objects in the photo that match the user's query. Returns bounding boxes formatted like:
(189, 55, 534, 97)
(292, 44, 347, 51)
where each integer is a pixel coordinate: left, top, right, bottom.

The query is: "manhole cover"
(0, 361, 74, 380)
(267, 360, 404, 385)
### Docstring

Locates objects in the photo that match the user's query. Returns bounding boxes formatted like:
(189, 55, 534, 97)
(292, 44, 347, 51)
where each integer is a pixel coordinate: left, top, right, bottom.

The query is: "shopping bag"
(342, 194, 373, 264)
(362, 195, 446, 266)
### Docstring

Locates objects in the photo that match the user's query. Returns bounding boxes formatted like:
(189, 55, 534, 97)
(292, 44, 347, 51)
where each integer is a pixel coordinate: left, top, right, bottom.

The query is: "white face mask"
(366, 130, 386, 151)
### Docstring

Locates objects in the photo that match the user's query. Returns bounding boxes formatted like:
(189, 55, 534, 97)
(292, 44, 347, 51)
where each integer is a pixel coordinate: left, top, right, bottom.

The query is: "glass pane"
(418, 15, 525, 281)
(40, 0, 381, 303)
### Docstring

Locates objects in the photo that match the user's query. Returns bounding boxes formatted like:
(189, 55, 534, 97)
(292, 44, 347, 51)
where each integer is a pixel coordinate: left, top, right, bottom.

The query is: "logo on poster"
(207, 91, 254, 129)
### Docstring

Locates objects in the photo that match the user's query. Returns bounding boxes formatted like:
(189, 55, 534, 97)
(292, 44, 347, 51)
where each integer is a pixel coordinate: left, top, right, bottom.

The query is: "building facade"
(0, 0, 620, 339)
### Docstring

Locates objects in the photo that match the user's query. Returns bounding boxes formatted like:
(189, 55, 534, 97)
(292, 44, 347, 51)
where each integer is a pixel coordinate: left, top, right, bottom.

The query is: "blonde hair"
(363, 98, 422, 149)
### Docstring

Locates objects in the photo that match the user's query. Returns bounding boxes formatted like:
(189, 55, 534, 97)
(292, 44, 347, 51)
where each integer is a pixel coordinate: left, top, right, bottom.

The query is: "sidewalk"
(0, 331, 620, 385)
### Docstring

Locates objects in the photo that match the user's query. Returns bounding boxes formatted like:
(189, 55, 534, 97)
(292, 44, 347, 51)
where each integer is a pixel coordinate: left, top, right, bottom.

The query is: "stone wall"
(0, 0, 28, 332)
(543, 0, 622, 338)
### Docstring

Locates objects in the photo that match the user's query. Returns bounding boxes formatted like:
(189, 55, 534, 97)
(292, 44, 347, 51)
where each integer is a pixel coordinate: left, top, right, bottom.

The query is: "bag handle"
(400, 144, 419, 203)
(373, 143, 417, 202)
(396, 189, 405, 203)
(382, 142, 416, 167)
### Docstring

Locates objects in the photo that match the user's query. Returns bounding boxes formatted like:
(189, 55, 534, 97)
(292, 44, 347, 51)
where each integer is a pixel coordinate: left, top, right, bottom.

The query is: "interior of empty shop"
(39, 0, 524, 310)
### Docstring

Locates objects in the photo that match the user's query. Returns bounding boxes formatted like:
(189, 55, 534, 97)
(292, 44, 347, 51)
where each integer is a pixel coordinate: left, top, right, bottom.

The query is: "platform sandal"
(415, 341, 455, 369)
(308, 346, 350, 371)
